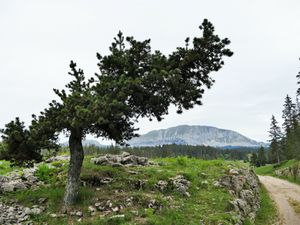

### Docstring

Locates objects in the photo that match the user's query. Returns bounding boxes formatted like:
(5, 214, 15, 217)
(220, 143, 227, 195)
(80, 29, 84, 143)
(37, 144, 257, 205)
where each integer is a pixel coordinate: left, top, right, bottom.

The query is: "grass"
(0, 160, 20, 175)
(255, 160, 300, 185)
(0, 157, 249, 224)
(254, 185, 278, 225)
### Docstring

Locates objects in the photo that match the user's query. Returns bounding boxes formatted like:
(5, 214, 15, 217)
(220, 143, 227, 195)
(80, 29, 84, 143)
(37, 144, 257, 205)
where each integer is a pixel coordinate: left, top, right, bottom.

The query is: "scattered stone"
(91, 152, 150, 167)
(88, 206, 96, 215)
(201, 180, 208, 185)
(45, 155, 70, 163)
(213, 181, 222, 187)
(38, 197, 47, 204)
(29, 207, 42, 215)
(126, 197, 134, 206)
(129, 179, 146, 190)
(0, 167, 43, 193)
(229, 168, 239, 175)
(155, 180, 168, 192)
(0, 202, 41, 224)
(169, 175, 191, 197)
(112, 206, 120, 212)
(148, 199, 163, 211)
(110, 214, 125, 219)
(75, 211, 83, 217)
(94, 200, 115, 212)
(128, 170, 138, 175)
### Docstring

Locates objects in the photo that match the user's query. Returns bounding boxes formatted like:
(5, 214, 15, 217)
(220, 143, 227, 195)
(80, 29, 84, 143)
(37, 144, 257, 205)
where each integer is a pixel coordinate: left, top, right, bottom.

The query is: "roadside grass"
(0, 157, 247, 225)
(254, 165, 275, 176)
(254, 185, 278, 225)
(255, 160, 300, 185)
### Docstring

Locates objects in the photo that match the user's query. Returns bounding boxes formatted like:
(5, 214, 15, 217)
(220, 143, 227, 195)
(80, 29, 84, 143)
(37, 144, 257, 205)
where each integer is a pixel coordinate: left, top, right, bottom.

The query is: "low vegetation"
(255, 160, 300, 185)
(0, 155, 256, 225)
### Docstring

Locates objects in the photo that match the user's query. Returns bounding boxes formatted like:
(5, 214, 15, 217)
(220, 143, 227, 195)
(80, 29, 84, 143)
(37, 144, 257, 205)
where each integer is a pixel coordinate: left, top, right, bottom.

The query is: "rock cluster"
(275, 164, 300, 179)
(91, 199, 125, 215)
(147, 199, 163, 212)
(91, 152, 149, 167)
(0, 202, 44, 225)
(169, 175, 191, 197)
(214, 168, 260, 225)
(0, 168, 42, 193)
(156, 175, 191, 197)
(45, 155, 70, 163)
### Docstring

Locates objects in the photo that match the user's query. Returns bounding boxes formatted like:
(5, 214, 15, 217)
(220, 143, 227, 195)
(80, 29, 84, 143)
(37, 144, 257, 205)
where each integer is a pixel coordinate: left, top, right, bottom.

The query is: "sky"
(0, 0, 300, 144)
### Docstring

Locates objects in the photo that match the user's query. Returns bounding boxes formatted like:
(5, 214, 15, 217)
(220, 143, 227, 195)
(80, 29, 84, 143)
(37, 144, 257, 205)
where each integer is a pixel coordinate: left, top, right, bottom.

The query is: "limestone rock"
(91, 152, 149, 167)
(216, 168, 260, 225)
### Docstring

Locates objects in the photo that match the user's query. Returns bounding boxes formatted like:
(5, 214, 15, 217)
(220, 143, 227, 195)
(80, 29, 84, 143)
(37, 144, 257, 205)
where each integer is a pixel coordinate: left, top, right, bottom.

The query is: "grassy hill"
(0, 155, 276, 225)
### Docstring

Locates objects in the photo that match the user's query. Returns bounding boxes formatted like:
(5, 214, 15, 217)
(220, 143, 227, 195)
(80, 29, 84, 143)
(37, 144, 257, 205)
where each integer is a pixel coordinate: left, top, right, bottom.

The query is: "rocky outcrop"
(91, 152, 149, 167)
(0, 168, 43, 193)
(214, 168, 260, 225)
(0, 202, 44, 225)
(156, 175, 191, 197)
(45, 155, 70, 163)
(275, 163, 300, 179)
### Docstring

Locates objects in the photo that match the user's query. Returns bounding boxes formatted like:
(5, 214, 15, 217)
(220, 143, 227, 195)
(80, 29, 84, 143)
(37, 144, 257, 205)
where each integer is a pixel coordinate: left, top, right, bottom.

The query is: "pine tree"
(282, 95, 297, 159)
(31, 19, 233, 207)
(269, 115, 283, 164)
(250, 152, 259, 167)
(0, 117, 58, 166)
(257, 146, 266, 166)
(282, 95, 296, 133)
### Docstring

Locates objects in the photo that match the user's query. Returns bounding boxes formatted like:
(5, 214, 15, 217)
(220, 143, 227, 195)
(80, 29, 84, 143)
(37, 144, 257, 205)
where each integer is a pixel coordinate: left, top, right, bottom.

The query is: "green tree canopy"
(0, 117, 58, 166)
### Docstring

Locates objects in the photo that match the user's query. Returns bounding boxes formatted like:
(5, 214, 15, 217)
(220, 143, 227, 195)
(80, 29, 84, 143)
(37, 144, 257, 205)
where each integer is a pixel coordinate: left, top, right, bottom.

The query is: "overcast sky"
(1, 0, 300, 143)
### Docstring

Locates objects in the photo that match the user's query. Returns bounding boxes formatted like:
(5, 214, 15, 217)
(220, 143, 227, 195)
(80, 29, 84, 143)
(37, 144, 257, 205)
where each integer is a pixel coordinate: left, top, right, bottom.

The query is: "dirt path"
(259, 175, 300, 225)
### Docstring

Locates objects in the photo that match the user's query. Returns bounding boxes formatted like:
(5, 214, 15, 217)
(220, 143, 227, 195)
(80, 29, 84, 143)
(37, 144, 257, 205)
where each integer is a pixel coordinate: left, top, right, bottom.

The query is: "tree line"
(80, 144, 256, 160)
(251, 62, 300, 166)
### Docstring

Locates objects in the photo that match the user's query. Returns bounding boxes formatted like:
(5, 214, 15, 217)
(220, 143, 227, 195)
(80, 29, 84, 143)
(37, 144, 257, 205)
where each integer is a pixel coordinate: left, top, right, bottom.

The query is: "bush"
(35, 163, 57, 182)
(176, 156, 189, 166)
(0, 142, 7, 158)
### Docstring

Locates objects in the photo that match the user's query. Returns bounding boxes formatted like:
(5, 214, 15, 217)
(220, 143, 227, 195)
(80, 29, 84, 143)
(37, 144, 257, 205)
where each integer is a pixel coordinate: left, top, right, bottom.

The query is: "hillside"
(128, 125, 266, 148)
(0, 154, 268, 225)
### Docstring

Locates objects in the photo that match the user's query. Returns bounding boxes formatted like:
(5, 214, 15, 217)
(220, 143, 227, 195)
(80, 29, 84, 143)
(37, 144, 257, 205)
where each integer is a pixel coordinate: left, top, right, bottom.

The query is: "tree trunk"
(63, 129, 84, 207)
(277, 148, 280, 164)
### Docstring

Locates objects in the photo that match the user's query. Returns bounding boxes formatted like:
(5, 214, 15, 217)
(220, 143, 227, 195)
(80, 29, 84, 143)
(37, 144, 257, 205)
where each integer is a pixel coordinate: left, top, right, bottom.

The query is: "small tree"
(0, 117, 57, 166)
(257, 146, 266, 166)
(281, 95, 297, 159)
(250, 152, 258, 167)
(33, 19, 233, 206)
(269, 115, 283, 164)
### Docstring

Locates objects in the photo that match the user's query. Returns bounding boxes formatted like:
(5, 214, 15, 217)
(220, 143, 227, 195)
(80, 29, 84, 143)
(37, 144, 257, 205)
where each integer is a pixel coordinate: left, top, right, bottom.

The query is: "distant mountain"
(128, 125, 267, 148)
(61, 139, 106, 147)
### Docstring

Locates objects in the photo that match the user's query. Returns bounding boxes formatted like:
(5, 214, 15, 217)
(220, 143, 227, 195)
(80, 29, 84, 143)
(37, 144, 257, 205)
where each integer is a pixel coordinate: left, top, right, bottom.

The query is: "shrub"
(176, 156, 189, 166)
(35, 163, 57, 182)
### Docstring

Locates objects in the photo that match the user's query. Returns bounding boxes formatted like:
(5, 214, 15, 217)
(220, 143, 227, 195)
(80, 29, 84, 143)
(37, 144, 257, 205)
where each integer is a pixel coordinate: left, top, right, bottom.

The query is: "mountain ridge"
(128, 125, 267, 148)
